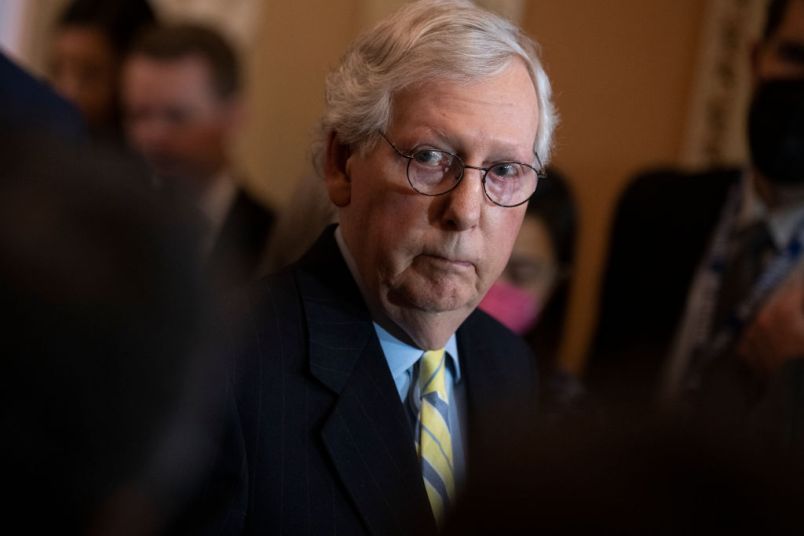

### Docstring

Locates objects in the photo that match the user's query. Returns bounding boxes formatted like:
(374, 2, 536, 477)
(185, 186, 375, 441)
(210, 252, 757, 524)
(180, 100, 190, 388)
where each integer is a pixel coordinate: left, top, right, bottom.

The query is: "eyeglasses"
(379, 132, 546, 208)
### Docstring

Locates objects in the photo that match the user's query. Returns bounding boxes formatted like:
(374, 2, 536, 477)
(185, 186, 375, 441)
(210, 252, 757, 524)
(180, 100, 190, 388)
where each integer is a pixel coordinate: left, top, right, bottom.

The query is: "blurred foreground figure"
(446, 413, 804, 535)
(0, 134, 224, 534)
(592, 0, 804, 435)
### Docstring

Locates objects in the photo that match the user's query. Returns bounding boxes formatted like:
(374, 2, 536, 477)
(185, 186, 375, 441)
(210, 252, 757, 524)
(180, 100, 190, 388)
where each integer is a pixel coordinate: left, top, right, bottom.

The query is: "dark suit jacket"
(203, 225, 537, 535)
(588, 167, 740, 403)
(207, 188, 275, 290)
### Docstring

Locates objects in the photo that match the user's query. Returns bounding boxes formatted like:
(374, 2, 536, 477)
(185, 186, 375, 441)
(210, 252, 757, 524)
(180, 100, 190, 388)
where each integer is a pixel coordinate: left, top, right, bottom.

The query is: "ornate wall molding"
(680, 0, 767, 169)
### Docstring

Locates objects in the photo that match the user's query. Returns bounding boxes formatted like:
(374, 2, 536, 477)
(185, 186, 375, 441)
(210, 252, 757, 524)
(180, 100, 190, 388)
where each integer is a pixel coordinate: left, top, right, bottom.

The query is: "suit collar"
(199, 170, 236, 241)
(456, 311, 499, 422)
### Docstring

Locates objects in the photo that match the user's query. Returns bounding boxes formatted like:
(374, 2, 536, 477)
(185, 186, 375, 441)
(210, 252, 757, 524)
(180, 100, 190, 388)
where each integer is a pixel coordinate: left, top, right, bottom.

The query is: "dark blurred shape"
(0, 133, 222, 534)
(764, 0, 792, 40)
(446, 412, 804, 535)
(50, 0, 157, 137)
(748, 78, 804, 185)
(0, 51, 84, 139)
(588, 167, 739, 406)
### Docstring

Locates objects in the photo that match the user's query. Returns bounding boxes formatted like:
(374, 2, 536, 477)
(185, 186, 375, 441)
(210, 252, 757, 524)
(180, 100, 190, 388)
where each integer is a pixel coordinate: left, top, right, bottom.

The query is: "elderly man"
(122, 24, 274, 289)
(199, 1, 555, 534)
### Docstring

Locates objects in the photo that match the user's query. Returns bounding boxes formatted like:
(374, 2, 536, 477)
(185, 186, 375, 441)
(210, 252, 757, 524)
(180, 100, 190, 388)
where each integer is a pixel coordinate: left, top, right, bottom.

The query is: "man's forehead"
(391, 65, 539, 119)
(128, 55, 214, 87)
(125, 54, 223, 104)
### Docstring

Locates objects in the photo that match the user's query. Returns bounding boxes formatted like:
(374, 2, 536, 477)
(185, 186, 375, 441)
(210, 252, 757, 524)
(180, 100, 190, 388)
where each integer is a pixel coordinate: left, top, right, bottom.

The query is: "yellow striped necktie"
(416, 348, 454, 527)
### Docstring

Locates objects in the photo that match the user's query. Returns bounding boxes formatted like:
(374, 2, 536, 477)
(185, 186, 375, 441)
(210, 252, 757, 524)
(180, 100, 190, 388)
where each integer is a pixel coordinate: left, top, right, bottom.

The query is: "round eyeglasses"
(379, 132, 545, 208)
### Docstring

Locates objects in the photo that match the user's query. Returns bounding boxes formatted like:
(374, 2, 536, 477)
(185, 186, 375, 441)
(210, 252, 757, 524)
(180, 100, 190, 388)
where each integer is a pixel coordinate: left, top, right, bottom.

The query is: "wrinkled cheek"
(478, 257, 506, 291)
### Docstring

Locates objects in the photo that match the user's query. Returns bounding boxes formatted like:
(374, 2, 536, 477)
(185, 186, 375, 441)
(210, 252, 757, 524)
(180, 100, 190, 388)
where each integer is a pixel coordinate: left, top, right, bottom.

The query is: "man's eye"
(489, 163, 523, 179)
(413, 149, 448, 167)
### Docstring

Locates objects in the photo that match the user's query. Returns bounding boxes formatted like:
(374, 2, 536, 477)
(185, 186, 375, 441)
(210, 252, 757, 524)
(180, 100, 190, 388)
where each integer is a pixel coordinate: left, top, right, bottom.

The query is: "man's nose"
(440, 167, 485, 231)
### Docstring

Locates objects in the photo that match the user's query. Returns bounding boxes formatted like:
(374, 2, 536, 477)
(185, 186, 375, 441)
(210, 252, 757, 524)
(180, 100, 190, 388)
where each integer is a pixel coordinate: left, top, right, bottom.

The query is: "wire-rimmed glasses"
(379, 132, 545, 207)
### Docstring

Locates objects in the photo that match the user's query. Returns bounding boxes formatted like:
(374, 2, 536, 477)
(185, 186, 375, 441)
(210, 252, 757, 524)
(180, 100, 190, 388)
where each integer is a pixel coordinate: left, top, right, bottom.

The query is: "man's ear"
(324, 132, 352, 207)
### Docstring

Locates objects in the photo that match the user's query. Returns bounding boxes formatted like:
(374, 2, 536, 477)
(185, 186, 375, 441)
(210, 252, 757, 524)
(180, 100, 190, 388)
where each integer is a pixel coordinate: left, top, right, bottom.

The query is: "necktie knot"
(419, 348, 447, 401)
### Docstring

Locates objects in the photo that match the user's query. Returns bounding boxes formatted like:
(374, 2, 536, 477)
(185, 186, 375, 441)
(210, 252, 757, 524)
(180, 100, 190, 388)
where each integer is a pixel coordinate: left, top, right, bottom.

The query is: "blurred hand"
(737, 266, 804, 375)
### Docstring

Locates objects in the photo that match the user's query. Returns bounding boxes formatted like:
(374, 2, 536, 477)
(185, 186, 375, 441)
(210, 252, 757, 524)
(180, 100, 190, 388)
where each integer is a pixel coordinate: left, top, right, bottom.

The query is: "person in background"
(478, 169, 581, 409)
(665, 0, 804, 429)
(591, 0, 804, 437)
(48, 0, 156, 140)
(121, 23, 275, 290)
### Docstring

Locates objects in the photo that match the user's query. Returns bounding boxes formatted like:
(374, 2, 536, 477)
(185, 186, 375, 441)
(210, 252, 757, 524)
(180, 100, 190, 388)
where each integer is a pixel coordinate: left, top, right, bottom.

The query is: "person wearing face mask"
(592, 0, 804, 434)
(478, 169, 580, 410)
(661, 0, 804, 424)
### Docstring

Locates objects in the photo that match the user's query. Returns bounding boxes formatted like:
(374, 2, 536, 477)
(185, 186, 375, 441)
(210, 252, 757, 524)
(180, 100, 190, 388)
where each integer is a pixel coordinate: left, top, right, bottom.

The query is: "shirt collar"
(374, 322, 461, 384)
(198, 169, 237, 254)
(199, 168, 236, 234)
(741, 170, 804, 249)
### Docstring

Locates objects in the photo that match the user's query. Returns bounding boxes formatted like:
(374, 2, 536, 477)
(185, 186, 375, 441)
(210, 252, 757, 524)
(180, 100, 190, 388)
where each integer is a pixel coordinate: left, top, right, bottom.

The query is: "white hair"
(314, 0, 557, 172)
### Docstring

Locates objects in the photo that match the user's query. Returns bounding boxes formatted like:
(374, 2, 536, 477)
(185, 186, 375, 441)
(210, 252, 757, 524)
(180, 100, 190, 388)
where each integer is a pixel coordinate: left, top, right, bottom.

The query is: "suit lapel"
(457, 313, 499, 423)
(296, 226, 436, 536)
(457, 311, 536, 461)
